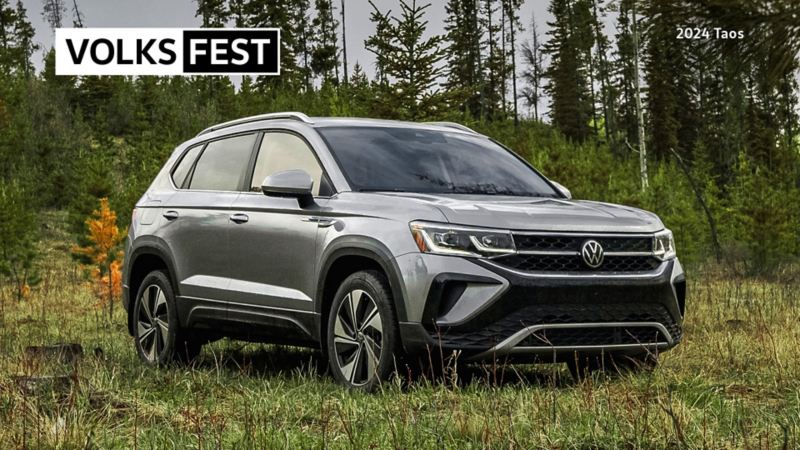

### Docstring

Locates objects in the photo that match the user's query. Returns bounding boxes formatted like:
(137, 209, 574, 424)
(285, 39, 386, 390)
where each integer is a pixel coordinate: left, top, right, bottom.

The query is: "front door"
(226, 131, 330, 339)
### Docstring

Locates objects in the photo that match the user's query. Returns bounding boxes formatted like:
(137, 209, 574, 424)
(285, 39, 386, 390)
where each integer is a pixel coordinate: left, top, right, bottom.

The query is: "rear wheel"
(133, 271, 201, 365)
(326, 271, 399, 391)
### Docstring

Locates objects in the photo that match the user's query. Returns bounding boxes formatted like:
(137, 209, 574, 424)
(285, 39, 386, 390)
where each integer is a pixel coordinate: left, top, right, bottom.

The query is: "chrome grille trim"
(468, 321, 673, 361)
(512, 250, 654, 256)
(490, 232, 662, 273)
(483, 260, 668, 278)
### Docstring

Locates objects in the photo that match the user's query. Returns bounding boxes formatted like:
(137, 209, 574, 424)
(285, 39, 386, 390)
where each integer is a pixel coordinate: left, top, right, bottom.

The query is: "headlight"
(653, 229, 676, 260)
(409, 221, 516, 257)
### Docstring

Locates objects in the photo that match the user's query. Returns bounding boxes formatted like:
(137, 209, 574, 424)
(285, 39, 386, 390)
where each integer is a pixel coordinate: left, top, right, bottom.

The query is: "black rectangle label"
(182, 29, 280, 74)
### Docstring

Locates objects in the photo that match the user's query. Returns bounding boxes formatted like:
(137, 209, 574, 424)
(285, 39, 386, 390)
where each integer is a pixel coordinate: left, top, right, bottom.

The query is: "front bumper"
(398, 255, 685, 361)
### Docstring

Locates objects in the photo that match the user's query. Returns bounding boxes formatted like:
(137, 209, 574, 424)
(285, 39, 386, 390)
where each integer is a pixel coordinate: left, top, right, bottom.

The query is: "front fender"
(316, 235, 410, 322)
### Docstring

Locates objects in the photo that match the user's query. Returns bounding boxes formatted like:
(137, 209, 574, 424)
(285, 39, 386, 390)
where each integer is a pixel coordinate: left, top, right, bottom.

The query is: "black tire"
(133, 271, 201, 366)
(326, 270, 399, 391)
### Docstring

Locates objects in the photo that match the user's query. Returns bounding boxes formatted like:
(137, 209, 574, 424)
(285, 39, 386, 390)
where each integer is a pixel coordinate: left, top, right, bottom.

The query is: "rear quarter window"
(171, 144, 203, 188)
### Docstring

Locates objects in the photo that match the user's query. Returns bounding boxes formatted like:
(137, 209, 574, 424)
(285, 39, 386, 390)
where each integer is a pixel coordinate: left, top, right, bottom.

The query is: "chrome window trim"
(168, 130, 260, 193)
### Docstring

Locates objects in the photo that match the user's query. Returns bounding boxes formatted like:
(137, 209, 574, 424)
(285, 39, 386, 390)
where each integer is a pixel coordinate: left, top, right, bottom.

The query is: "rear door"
(162, 132, 258, 325)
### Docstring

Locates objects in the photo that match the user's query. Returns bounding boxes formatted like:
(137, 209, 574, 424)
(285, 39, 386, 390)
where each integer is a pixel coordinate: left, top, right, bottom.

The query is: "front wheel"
(326, 271, 399, 391)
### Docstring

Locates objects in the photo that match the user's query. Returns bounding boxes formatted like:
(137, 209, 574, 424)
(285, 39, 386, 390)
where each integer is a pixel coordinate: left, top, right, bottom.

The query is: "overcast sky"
(22, 0, 561, 117)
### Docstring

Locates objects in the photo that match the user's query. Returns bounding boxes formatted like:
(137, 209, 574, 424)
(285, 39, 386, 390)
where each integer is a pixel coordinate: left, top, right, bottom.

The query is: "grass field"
(1, 216, 799, 449)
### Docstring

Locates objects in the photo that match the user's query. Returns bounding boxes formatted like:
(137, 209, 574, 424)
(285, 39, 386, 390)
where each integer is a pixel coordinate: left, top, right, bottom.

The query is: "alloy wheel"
(136, 284, 170, 363)
(332, 289, 384, 386)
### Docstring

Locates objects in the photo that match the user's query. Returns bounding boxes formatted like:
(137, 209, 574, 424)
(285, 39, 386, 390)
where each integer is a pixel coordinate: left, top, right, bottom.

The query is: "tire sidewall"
(133, 270, 179, 366)
(326, 271, 398, 391)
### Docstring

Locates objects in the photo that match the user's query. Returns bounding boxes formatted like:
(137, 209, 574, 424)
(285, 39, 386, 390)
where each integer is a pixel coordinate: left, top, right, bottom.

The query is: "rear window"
(189, 134, 257, 191)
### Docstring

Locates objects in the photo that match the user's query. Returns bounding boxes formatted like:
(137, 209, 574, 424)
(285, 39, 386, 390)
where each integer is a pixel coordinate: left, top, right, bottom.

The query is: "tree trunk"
(476, 4, 484, 120)
(341, 0, 348, 85)
(72, 0, 83, 27)
(508, 1, 519, 126)
(532, 16, 541, 122)
(592, 0, 614, 150)
(109, 268, 113, 321)
(632, 1, 648, 189)
(329, 0, 339, 83)
(0, 7, 7, 50)
(501, 0, 507, 116)
(487, 0, 494, 119)
(303, 28, 310, 91)
(585, 25, 598, 141)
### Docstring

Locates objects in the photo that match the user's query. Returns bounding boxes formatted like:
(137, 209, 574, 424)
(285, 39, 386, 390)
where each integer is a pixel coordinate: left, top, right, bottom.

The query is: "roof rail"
(197, 112, 313, 136)
(423, 121, 479, 134)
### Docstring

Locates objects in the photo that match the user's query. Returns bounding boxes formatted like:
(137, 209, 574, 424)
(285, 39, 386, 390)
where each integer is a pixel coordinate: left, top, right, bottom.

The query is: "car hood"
(376, 193, 664, 233)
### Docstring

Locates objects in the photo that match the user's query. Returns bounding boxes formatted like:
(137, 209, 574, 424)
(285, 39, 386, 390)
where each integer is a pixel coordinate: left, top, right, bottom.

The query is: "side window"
(250, 132, 325, 196)
(189, 134, 257, 191)
(171, 144, 203, 188)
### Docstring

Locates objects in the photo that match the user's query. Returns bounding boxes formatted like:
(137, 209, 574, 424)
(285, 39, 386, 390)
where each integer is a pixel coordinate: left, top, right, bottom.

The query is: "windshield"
(317, 126, 559, 197)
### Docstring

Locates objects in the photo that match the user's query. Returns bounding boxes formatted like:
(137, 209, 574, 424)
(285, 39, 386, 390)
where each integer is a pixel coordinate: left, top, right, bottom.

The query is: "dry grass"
(1, 214, 799, 448)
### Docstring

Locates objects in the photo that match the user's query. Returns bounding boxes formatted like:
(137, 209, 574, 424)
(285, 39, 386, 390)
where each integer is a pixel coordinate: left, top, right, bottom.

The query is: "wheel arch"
(125, 239, 180, 335)
(316, 238, 409, 346)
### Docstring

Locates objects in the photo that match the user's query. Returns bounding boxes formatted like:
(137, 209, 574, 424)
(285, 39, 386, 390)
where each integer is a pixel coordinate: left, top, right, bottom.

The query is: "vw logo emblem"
(581, 240, 604, 268)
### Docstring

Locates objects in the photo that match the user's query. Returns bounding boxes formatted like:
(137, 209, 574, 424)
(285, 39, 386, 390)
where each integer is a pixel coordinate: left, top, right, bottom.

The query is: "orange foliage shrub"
(88, 260, 122, 306)
(72, 198, 125, 313)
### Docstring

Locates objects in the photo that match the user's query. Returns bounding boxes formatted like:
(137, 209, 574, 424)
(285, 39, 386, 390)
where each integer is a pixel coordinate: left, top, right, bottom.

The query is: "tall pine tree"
(613, 0, 639, 149)
(482, 0, 507, 120)
(520, 12, 545, 121)
(544, 0, 592, 141)
(643, 0, 698, 160)
(194, 0, 235, 117)
(443, 0, 483, 118)
(311, 0, 340, 85)
(244, 0, 301, 91)
(365, 0, 447, 120)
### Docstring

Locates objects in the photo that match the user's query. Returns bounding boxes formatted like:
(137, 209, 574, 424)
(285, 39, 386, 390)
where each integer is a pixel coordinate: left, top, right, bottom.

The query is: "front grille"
(495, 254, 661, 273)
(491, 233, 660, 274)
(430, 303, 681, 350)
(514, 235, 652, 253)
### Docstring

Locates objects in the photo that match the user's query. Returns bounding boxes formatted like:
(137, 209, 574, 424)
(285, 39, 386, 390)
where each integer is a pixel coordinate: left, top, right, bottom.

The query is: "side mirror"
(550, 181, 572, 200)
(262, 169, 314, 207)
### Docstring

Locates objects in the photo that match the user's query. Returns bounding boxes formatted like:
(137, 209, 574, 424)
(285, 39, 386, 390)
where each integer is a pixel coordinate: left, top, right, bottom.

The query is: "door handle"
(230, 213, 249, 224)
(163, 210, 179, 220)
(302, 216, 338, 228)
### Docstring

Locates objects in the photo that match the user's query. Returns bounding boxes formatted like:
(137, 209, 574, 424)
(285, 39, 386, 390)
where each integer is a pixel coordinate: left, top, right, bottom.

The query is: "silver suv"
(122, 113, 685, 389)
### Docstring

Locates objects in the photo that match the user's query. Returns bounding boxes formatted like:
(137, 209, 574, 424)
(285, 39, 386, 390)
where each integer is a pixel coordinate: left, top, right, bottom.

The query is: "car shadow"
(454, 363, 574, 388)
(194, 343, 328, 378)
(191, 342, 578, 389)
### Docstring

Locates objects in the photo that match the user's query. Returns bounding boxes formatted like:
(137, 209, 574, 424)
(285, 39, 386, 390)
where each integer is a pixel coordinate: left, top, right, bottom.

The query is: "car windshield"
(317, 126, 559, 197)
